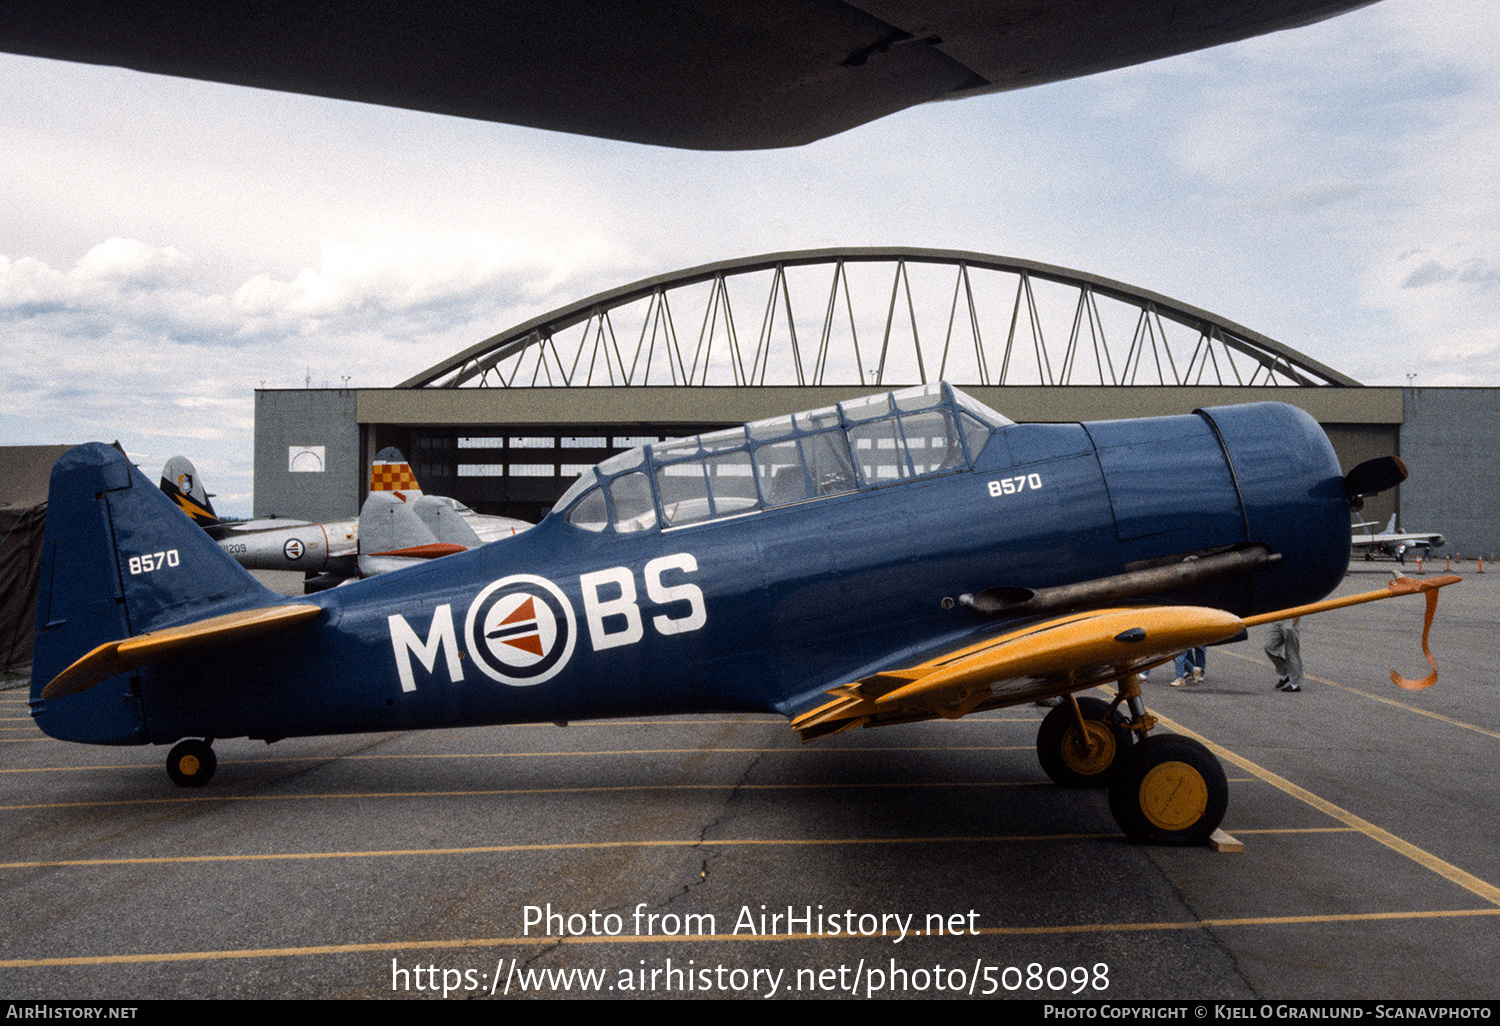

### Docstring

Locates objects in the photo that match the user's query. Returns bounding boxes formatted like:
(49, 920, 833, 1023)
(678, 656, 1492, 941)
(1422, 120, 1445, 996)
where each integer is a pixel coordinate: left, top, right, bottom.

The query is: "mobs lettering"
(388, 554, 706, 691)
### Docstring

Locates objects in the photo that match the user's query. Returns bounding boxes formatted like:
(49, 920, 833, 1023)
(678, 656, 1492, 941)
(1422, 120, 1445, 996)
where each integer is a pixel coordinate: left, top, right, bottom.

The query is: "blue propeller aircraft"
(29, 384, 1455, 845)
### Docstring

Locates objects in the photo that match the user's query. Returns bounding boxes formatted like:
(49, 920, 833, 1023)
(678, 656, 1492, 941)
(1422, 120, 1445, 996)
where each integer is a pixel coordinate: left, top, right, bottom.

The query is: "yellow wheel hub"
(179, 754, 201, 776)
(1139, 760, 1208, 831)
(1062, 721, 1117, 776)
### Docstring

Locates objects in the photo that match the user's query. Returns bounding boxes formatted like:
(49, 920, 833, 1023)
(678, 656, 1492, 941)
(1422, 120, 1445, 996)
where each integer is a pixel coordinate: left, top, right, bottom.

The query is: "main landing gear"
(166, 738, 217, 787)
(1034, 677, 1228, 846)
(1036, 696, 1132, 787)
(1108, 735, 1227, 846)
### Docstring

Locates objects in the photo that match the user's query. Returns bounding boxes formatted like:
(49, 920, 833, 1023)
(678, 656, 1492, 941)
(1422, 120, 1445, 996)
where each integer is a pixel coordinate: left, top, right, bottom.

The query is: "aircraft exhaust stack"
(961, 545, 1279, 619)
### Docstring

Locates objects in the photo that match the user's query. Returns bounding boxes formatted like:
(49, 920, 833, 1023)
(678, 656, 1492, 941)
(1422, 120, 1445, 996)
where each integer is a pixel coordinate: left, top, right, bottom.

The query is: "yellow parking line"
(0, 832, 1114, 870)
(0, 778, 1051, 813)
(1155, 712, 1500, 907)
(0, 745, 1031, 775)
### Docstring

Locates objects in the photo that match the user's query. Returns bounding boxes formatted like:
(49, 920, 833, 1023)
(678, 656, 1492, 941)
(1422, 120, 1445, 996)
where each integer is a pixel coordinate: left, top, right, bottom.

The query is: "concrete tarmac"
(2, 560, 1496, 1000)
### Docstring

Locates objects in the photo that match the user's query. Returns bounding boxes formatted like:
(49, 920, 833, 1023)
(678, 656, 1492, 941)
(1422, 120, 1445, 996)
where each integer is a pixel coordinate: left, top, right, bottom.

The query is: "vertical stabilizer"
(31, 444, 277, 743)
(159, 455, 219, 527)
(414, 496, 483, 547)
(369, 447, 422, 498)
(360, 491, 440, 557)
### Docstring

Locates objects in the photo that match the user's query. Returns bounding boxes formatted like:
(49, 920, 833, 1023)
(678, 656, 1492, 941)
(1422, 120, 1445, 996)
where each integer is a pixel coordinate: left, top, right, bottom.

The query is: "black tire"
(1036, 696, 1133, 787)
(1108, 734, 1227, 846)
(166, 739, 217, 788)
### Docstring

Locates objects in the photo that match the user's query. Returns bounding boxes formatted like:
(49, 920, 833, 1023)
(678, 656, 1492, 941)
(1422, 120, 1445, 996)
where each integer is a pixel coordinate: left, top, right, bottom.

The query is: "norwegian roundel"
(464, 574, 577, 686)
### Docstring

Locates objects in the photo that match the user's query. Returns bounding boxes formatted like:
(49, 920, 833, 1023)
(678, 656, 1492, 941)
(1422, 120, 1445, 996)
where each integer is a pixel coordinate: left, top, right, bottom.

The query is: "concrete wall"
(1399, 388, 1500, 559)
(253, 390, 361, 520)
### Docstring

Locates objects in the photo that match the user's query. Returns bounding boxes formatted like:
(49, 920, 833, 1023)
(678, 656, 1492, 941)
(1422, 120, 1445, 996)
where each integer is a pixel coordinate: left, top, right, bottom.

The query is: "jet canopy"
(553, 382, 1010, 533)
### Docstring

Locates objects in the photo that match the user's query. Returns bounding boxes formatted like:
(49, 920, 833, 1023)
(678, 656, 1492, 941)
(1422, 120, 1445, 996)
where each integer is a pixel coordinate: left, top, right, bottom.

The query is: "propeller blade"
(1344, 456, 1408, 504)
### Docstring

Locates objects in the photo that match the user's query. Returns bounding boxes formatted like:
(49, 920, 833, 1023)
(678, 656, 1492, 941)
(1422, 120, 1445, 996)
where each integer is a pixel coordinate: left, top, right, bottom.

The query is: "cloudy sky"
(2, 0, 1495, 516)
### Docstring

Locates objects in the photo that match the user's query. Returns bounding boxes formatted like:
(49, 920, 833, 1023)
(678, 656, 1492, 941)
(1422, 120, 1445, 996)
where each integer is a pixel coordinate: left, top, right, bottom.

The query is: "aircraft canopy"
(555, 383, 1009, 532)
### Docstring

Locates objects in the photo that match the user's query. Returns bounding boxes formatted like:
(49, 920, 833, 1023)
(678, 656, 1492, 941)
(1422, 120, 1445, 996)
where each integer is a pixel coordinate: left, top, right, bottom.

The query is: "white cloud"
(1, 0, 1497, 506)
(0, 231, 642, 513)
(72, 237, 189, 285)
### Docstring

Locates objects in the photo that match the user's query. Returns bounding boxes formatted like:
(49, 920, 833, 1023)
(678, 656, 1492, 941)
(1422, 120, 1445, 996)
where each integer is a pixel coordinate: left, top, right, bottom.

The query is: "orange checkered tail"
(369, 447, 423, 500)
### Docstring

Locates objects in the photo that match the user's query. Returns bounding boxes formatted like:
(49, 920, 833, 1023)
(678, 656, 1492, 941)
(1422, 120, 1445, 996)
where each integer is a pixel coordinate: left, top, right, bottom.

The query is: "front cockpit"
(551, 383, 1011, 534)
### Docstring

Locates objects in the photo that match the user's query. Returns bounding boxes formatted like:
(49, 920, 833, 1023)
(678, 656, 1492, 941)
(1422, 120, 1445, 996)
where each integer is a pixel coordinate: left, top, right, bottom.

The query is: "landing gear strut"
(166, 738, 216, 787)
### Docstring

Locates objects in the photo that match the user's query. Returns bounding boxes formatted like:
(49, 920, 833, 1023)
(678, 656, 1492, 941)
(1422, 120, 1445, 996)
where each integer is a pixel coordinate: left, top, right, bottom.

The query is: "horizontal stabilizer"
(42, 604, 323, 700)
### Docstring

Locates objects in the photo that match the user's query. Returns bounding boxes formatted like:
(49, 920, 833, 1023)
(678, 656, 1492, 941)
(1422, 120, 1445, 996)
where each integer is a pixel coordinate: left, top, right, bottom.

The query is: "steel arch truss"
(401, 248, 1358, 390)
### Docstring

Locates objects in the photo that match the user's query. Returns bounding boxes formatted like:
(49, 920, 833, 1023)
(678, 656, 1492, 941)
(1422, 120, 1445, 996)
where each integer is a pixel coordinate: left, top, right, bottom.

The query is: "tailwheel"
(166, 738, 217, 788)
(1036, 696, 1133, 787)
(1107, 734, 1227, 846)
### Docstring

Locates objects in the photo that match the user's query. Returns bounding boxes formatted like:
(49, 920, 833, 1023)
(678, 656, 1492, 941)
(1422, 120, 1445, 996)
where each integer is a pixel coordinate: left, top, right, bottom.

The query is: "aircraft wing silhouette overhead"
(1, 1, 1381, 149)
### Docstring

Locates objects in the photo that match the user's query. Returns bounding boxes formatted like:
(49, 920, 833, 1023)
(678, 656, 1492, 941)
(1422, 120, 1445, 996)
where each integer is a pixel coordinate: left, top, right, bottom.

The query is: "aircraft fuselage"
(31, 390, 1349, 749)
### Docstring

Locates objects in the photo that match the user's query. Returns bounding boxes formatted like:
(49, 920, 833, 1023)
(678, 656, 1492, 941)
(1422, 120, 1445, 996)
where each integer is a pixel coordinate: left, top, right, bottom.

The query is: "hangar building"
(251, 248, 1497, 557)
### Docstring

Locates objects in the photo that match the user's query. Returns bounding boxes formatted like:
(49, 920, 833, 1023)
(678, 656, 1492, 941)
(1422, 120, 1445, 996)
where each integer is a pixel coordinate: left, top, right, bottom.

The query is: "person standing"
(1169, 648, 1206, 688)
(1265, 617, 1303, 692)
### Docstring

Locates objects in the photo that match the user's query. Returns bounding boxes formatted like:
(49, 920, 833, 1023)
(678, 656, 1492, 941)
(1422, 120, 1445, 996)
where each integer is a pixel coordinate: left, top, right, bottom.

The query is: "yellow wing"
(791, 574, 1463, 742)
(793, 605, 1244, 741)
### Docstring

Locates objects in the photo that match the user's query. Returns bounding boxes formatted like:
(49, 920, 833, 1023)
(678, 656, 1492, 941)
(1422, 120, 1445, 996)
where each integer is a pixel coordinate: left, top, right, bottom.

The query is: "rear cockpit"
(553, 383, 1010, 533)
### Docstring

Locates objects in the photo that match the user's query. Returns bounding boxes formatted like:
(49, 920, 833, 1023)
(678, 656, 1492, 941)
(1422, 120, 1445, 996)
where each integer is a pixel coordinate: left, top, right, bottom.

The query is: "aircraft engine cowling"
(1194, 402, 1350, 616)
(1071, 402, 1349, 618)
